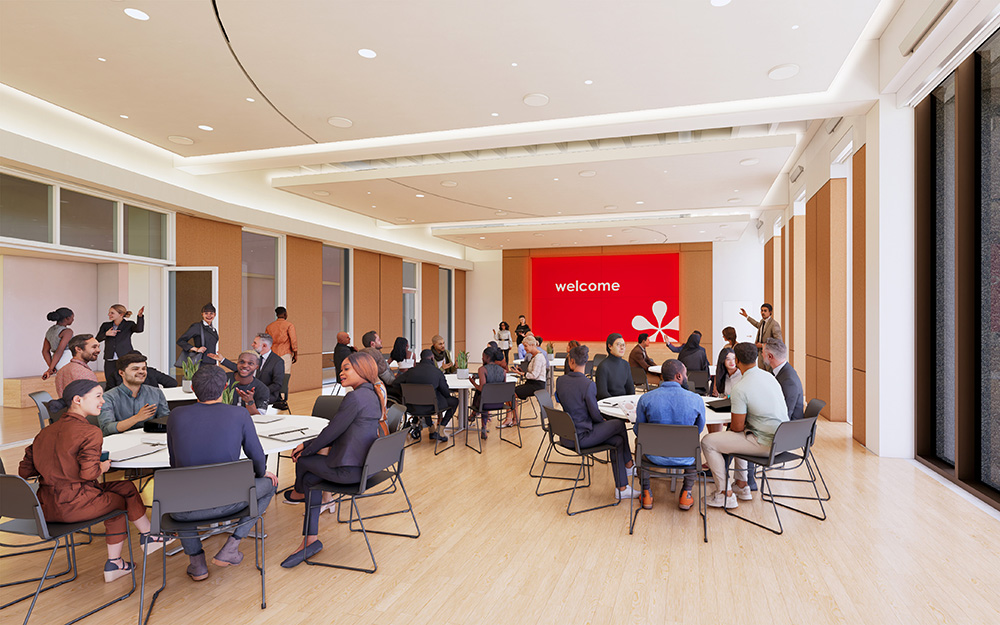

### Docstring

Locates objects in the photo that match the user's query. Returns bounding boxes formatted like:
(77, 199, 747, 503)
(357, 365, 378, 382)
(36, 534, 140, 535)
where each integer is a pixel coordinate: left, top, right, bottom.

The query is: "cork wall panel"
(828, 178, 849, 421)
(679, 249, 713, 359)
(455, 269, 467, 354)
(788, 216, 807, 384)
(816, 182, 832, 362)
(764, 236, 782, 321)
(502, 253, 530, 328)
(421, 263, 439, 350)
(805, 195, 818, 361)
(353, 250, 381, 336)
(784, 224, 793, 360)
(378, 254, 403, 341)
(852, 146, 867, 371)
(853, 369, 866, 445)
(286, 236, 322, 392)
(812, 357, 832, 420)
(175, 214, 242, 355)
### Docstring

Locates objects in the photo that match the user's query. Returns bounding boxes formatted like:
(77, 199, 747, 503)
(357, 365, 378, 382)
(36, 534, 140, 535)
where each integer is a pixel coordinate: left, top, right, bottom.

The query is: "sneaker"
(641, 489, 653, 510)
(705, 490, 738, 509)
(678, 490, 694, 511)
(615, 485, 641, 500)
(626, 465, 638, 478)
(733, 483, 753, 501)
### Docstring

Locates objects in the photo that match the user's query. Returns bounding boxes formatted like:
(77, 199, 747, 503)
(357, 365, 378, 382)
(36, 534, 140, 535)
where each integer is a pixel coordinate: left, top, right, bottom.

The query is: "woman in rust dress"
(18, 379, 164, 582)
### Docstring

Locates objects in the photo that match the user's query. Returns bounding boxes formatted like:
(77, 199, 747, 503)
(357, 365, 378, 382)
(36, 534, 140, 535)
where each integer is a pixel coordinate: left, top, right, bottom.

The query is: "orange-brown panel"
(352, 249, 381, 337)
(852, 369, 866, 444)
(805, 195, 818, 359)
(502, 254, 531, 328)
(290, 353, 322, 393)
(421, 263, 439, 350)
(790, 216, 807, 379)
(455, 269, 467, 354)
(815, 183, 832, 362)
(528, 246, 604, 257)
(286, 236, 323, 392)
(813, 357, 832, 420)
(175, 214, 242, 355)
(853, 146, 867, 371)
(598, 244, 681, 256)
(828, 178, 849, 393)
(679, 248, 713, 361)
(378, 255, 403, 341)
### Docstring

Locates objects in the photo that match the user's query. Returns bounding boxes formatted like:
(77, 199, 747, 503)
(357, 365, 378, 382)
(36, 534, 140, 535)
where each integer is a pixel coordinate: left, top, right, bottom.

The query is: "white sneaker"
(732, 483, 753, 501)
(626, 465, 637, 478)
(615, 485, 641, 500)
(705, 490, 738, 509)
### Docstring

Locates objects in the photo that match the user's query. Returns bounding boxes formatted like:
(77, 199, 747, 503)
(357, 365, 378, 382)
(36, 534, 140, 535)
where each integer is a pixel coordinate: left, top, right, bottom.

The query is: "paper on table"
(252, 414, 284, 424)
(110, 445, 163, 462)
(265, 428, 322, 443)
(140, 434, 166, 445)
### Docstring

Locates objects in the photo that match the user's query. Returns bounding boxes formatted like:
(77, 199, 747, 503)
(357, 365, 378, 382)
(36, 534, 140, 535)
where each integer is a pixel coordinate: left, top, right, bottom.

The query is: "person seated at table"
(762, 338, 804, 421)
(210, 351, 269, 415)
(516, 332, 535, 361)
(280, 352, 386, 568)
(705, 347, 742, 436)
(390, 336, 414, 373)
(596, 333, 635, 400)
(471, 346, 508, 439)
(512, 336, 547, 425)
(563, 340, 581, 375)
(98, 352, 171, 436)
(333, 331, 356, 380)
(634, 360, 705, 511)
(487, 341, 509, 371)
(216, 333, 285, 402)
(55, 333, 100, 396)
(714, 326, 738, 378)
(556, 345, 639, 500)
(123, 351, 178, 388)
(701, 342, 788, 509)
(394, 349, 458, 442)
(628, 333, 657, 372)
(166, 365, 278, 581)
(667, 331, 711, 379)
(361, 330, 395, 385)
(19, 379, 164, 583)
(430, 334, 457, 374)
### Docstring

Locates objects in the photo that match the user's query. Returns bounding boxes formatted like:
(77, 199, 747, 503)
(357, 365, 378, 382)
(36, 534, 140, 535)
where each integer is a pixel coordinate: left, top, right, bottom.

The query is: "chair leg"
(305, 496, 377, 574)
(139, 528, 169, 625)
(565, 454, 620, 517)
(500, 402, 522, 448)
(465, 410, 483, 454)
(345, 475, 421, 539)
(0, 535, 73, 589)
(763, 455, 828, 521)
(724, 468, 784, 535)
(433, 413, 456, 455)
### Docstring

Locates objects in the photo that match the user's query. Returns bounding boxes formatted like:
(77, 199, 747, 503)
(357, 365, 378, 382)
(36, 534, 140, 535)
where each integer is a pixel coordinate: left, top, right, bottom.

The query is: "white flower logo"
(631, 300, 679, 343)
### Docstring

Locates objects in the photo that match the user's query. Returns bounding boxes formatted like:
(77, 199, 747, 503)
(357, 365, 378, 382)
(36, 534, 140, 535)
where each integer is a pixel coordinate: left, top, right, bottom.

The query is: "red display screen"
(530, 253, 680, 343)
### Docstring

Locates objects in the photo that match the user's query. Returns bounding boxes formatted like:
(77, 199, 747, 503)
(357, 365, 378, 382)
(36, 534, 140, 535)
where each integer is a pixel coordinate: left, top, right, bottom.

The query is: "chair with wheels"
(401, 384, 455, 455)
(465, 382, 516, 453)
(629, 423, 708, 540)
(303, 430, 419, 574)
(541, 408, 621, 516)
(139, 459, 265, 624)
(0, 474, 135, 625)
(763, 399, 830, 501)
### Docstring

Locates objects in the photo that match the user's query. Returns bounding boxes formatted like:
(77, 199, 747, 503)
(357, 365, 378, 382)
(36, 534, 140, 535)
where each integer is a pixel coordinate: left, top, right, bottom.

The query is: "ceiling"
(0, 0, 892, 250)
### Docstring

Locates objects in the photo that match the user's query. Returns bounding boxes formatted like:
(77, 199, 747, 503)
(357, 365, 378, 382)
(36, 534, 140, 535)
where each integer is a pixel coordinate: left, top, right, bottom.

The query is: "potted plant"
(181, 356, 200, 393)
(220, 382, 237, 405)
(546, 342, 555, 363)
(456, 350, 470, 380)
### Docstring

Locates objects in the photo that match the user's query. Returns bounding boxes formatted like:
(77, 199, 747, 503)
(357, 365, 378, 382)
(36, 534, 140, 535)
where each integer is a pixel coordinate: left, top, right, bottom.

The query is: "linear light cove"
(554, 280, 621, 292)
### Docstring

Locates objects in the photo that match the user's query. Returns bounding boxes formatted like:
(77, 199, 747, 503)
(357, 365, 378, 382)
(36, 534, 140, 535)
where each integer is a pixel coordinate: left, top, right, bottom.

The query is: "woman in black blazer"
(175, 303, 219, 366)
(96, 304, 144, 389)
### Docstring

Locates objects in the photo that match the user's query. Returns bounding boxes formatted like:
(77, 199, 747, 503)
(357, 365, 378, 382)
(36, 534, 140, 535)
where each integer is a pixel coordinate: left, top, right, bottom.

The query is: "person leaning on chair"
(166, 365, 277, 581)
(556, 345, 639, 500)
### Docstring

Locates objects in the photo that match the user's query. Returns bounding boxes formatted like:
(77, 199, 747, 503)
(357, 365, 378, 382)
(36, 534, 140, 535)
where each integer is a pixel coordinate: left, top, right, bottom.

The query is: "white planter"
(457, 368, 470, 380)
(182, 379, 193, 393)
(546, 353, 555, 362)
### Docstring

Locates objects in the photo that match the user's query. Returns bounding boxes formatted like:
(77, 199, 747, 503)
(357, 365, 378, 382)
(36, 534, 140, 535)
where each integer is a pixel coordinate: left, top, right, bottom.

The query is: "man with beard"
(98, 352, 170, 435)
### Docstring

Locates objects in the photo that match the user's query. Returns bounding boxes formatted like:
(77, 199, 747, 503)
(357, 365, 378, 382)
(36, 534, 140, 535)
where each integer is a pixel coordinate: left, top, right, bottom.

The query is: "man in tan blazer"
(740, 303, 782, 371)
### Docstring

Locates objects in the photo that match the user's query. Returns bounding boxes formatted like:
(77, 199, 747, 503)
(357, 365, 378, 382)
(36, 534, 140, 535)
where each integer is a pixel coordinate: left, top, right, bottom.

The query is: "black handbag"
(174, 325, 206, 368)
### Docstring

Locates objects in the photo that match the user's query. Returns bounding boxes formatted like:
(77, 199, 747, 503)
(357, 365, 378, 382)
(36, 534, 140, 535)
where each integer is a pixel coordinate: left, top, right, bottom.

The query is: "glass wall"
(322, 245, 349, 353)
(124, 204, 167, 259)
(0, 173, 51, 242)
(439, 267, 452, 348)
(242, 231, 277, 350)
(60, 188, 116, 252)
(403, 261, 417, 351)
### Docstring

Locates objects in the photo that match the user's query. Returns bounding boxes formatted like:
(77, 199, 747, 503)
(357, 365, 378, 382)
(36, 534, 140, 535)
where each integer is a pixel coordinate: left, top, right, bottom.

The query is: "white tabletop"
(102, 414, 328, 469)
(445, 373, 518, 390)
(648, 364, 716, 375)
(596, 394, 731, 425)
(161, 386, 197, 403)
(512, 357, 565, 368)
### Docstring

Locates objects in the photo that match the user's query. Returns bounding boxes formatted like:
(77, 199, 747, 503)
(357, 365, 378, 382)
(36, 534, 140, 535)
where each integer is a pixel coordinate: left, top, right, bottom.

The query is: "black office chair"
(687, 370, 710, 395)
(629, 423, 708, 540)
(555, 351, 568, 359)
(0, 474, 135, 625)
(401, 384, 454, 455)
(527, 393, 587, 486)
(303, 430, 419, 574)
(28, 391, 53, 429)
(724, 417, 826, 535)
(542, 408, 621, 516)
(764, 399, 831, 501)
(140, 460, 265, 624)
(385, 403, 407, 434)
(272, 373, 291, 411)
(465, 382, 516, 453)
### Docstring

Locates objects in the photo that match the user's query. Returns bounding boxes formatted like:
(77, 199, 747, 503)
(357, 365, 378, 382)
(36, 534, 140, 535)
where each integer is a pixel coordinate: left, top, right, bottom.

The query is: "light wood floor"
(2, 388, 999, 625)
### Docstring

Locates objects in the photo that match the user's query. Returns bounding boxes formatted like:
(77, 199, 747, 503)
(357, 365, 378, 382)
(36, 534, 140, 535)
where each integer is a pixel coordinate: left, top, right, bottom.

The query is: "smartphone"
(100, 451, 110, 462)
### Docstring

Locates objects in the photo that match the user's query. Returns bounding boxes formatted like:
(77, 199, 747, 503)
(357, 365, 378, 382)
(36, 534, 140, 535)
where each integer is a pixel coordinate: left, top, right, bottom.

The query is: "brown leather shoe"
(186, 552, 209, 581)
(641, 489, 653, 510)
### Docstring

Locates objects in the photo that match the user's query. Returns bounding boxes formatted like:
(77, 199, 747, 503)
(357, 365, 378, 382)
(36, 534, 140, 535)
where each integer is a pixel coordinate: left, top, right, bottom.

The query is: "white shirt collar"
(772, 360, 786, 375)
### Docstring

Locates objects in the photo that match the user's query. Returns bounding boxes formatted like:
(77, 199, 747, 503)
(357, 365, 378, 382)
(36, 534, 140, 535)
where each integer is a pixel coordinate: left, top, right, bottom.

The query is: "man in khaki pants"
(740, 303, 782, 372)
(266, 307, 297, 375)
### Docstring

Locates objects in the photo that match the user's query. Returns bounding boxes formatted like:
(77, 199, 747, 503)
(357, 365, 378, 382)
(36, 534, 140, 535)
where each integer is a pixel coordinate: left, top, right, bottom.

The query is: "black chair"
(465, 382, 516, 453)
(272, 373, 291, 410)
(28, 391, 53, 429)
(528, 390, 584, 481)
(303, 430, 419, 574)
(401, 384, 454, 455)
(765, 399, 831, 501)
(688, 370, 710, 395)
(554, 351, 568, 359)
(584, 360, 595, 379)
(631, 366, 657, 393)
(140, 460, 265, 624)
(311, 395, 344, 420)
(0, 474, 135, 625)
(724, 417, 826, 535)
(385, 403, 407, 434)
(629, 423, 707, 540)
(541, 408, 621, 516)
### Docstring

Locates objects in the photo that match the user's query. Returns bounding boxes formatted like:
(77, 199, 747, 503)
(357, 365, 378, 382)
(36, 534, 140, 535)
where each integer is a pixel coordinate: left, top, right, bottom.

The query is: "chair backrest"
(386, 403, 407, 433)
(555, 351, 568, 359)
(631, 366, 648, 386)
(312, 395, 344, 419)
(280, 373, 291, 397)
(0, 474, 49, 539)
(361, 430, 408, 488)
(29, 391, 53, 429)
(768, 417, 818, 460)
(401, 383, 438, 409)
(804, 398, 826, 419)
(688, 370, 710, 394)
(545, 408, 580, 452)
(150, 460, 256, 533)
(584, 360, 594, 377)
(0, 455, 5, 474)
(481, 382, 515, 408)
(634, 423, 701, 465)
(534, 389, 553, 409)
(592, 354, 607, 370)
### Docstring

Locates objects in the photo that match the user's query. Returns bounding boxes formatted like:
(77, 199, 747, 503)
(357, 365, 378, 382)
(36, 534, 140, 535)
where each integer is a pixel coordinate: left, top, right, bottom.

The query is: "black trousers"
(417, 396, 458, 428)
(577, 419, 633, 488)
(295, 455, 363, 536)
(104, 360, 122, 389)
(515, 379, 545, 400)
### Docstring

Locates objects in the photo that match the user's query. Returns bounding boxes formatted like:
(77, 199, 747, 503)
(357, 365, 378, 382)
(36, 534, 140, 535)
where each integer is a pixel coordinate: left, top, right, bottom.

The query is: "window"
(0, 173, 51, 243)
(123, 204, 167, 259)
(439, 267, 452, 349)
(242, 232, 277, 350)
(60, 188, 116, 252)
(322, 245, 349, 353)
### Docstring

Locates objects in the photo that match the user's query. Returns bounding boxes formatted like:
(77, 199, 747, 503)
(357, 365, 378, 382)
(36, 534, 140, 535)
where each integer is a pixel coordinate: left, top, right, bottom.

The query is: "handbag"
(174, 325, 207, 368)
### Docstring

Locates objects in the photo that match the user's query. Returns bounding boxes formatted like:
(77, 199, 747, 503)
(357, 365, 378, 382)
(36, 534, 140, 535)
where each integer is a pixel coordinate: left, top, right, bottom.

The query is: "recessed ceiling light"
(533, 233, 544, 237)
(556, 211, 562, 214)
(573, 241, 578, 244)
(511, 62, 518, 67)
(728, 198, 741, 203)
(198, 125, 213, 131)
(523, 93, 549, 107)
(579, 170, 596, 177)
(410, 219, 415, 222)
(312, 190, 330, 197)
(584, 80, 593, 85)
(768, 64, 800, 80)
(604, 205, 617, 211)
(636, 201, 644, 205)
(699, 230, 706, 234)
(733, 189, 740, 192)
(578, 229, 584, 232)
(415, 194, 424, 198)
(371, 205, 376, 208)
(97, 57, 107, 62)
(367, 191, 371, 194)
(553, 178, 559, 181)
(168, 135, 194, 145)
(606, 234, 613, 238)
(479, 236, 486, 240)
(246, 97, 255, 103)
(710, 0, 731, 6)
(119, 114, 129, 119)
(441, 180, 457, 187)
(358, 48, 377, 59)
(124, 8, 149, 21)
(327, 116, 353, 128)
(740, 158, 759, 166)
(491, 112, 499, 117)
(791, 24, 800, 30)
(507, 196, 512, 200)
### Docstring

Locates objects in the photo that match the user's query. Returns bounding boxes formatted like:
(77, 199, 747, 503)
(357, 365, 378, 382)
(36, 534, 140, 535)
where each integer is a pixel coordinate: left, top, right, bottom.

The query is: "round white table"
(160, 385, 199, 407)
(648, 364, 716, 376)
(102, 414, 329, 469)
(596, 394, 731, 426)
(445, 373, 518, 428)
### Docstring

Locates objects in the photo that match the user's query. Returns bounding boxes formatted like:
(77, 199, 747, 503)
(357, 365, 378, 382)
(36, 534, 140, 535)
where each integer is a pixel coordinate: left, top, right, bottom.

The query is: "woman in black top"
(176, 303, 219, 366)
(97, 304, 144, 390)
(389, 337, 413, 373)
(668, 331, 710, 373)
(595, 333, 635, 400)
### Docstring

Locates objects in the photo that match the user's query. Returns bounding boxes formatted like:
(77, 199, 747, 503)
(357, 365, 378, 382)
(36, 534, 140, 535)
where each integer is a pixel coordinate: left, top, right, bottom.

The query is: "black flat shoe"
(280, 540, 323, 569)
(283, 491, 305, 504)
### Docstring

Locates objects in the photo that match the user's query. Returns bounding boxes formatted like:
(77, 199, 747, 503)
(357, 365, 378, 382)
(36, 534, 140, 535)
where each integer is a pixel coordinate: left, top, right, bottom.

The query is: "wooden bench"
(4, 372, 106, 408)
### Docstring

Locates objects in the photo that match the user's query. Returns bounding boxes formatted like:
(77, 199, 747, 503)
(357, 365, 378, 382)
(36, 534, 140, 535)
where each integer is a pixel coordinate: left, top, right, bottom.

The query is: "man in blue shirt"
(634, 359, 705, 511)
(98, 352, 170, 435)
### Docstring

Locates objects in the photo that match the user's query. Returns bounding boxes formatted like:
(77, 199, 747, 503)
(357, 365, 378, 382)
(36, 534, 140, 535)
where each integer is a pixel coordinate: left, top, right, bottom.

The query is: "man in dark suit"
(392, 349, 458, 442)
(763, 338, 804, 421)
(333, 331, 355, 380)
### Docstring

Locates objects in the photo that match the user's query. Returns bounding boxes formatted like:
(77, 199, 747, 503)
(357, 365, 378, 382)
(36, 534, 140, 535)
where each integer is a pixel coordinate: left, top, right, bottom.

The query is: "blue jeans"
(171, 477, 275, 555)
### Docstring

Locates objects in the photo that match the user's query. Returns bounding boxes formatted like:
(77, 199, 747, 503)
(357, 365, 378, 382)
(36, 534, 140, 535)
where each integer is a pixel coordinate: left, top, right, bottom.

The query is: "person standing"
(41, 307, 74, 380)
(265, 306, 297, 374)
(494, 321, 512, 364)
(97, 304, 144, 390)
(514, 315, 531, 348)
(55, 334, 100, 396)
(176, 303, 219, 366)
(740, 303, 783, 371)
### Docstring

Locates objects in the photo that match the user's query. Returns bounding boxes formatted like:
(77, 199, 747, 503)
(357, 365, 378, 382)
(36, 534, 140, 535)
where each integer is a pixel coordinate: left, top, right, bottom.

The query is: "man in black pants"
(394, 349, 458, 442)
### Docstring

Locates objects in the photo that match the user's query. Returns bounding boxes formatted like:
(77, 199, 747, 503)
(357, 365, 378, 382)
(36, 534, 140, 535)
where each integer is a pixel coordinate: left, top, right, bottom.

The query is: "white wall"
(712, 225, 765, 349)
(2, 256, 99, 378)
(128, 264, 164, 369)
(464, 249, 503, 364)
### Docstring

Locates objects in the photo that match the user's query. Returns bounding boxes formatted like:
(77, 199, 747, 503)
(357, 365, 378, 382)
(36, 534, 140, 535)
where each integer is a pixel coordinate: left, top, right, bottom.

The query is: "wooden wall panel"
(816, 186, 832, 362)
(679, 246, 714, 360)
(421, 263, 439, 349)
(805, 195, 818, 366)
(852, 145, 867, 444)
(828, 178, 848, 422)
(764, 236, 782, 322)
(455, 269, 467, 355)
(502, 252, 530, 329)
(353, 250, 381, 338)
(853, 369, 866, 446)
(285, 236, 322, 392)
(175, 214, 242, 355)
(378, 255, 403, 342)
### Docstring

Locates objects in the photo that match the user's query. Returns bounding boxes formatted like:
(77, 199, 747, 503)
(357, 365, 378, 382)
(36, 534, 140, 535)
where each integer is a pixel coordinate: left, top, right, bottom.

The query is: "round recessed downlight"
(415, 194, 424, 198)
(699, 230, 706, 234)
(511, 62, 518, 67)
(553, 178, 559, 181)
(441, 180, 457, 187)
(523, 93, 549, 107)
(491, 112, 499, 117)
(710, 0, 731, 6)
(507, 196, 512, 200)
(556, 211, 562, 214)
(119, 114, 129, 119)
(791, 24, 800, 30)
(98, 57, 107, 62)
(584, 80, 593, 85)
(733, 189, 740, 192)
(606, 234, 613, 238)
(728, 198, 741, 203)
(313, 190, 330, 197)
(168, 135, 194, 145)
(479, 236, 486, 240)
(327, 116, 353, 128)
(579, 170, 596, 177)
(124, 8, 149, 21)
(246, 97, 255, 103)
(358, 48, 377, 59)
(636, 201, 644, 205)
(198, 125, 213, 131)
(768, 63, 800, 80)
(740, 158, 759, 166)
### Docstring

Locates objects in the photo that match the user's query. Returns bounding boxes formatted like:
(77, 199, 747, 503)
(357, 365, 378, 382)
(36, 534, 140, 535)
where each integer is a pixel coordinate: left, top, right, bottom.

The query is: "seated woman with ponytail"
(280, 351, 387, 568)
(18, 379, 165, 583)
